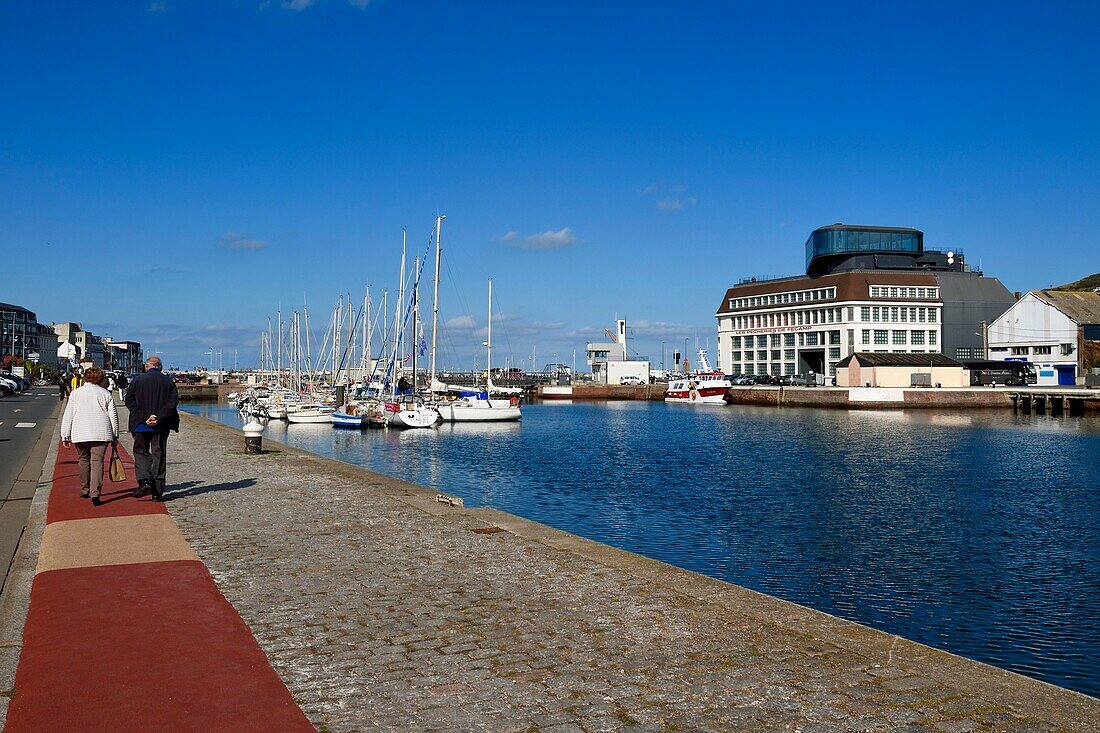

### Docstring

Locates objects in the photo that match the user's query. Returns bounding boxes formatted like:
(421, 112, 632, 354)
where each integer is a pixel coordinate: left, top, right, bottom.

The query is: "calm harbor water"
(183, 401, 1100, 697)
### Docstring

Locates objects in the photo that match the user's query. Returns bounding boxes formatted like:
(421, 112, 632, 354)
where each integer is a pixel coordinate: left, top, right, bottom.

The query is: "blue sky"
(2, 1, 1097, 371)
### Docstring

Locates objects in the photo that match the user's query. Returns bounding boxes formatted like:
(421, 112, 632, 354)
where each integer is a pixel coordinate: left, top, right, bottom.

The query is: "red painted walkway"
(4, 444, 313, 732)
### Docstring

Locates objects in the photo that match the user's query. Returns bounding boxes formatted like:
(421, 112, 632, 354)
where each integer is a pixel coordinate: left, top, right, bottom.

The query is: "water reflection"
(184, 401, 1100, 697)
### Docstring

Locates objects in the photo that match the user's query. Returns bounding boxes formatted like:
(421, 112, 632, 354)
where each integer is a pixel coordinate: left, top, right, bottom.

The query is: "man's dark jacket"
(124, 369, 181, 433)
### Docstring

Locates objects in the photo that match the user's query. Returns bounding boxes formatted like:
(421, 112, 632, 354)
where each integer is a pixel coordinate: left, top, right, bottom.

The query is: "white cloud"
(148, 0, 166, 11)
(644, 183, 698, 212)
(445, 315, 477, 330)
(218, 231, 268, 251)
(656, 196, 697, 212)
(498, 230, 518, 242)
(513, 227, 577, 251)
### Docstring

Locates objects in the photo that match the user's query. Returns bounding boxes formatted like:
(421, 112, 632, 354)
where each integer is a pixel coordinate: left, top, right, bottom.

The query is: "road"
(0, 388, 59, 595)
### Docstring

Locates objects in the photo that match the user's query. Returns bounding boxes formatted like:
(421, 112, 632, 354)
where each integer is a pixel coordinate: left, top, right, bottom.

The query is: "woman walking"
(60, 367, 119, 506)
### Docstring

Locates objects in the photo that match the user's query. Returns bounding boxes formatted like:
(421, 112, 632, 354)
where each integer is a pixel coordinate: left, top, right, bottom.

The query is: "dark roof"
(716, 270, 938, 315)
(836, 352, 964, 368)
(1032, 290, 1100, 325)
(812, 223, 922, 235)
(0, 302, 34, 316)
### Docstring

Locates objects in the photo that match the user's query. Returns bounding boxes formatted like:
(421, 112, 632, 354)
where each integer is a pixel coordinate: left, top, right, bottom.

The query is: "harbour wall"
(175, 384, 220, 401)
(728, 386, 1100, 411)
(539, 384, 1100, 411)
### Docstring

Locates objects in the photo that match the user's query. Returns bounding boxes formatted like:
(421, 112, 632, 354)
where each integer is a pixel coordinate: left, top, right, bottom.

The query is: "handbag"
(109, 444, 126, 483)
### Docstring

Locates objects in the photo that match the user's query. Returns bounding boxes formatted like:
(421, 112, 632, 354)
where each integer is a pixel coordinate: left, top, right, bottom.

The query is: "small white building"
(585, 319, 628, 384)
(987, 290, 1100, 386)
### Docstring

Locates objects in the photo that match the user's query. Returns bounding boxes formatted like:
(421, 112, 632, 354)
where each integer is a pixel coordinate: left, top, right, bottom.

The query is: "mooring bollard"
(243, 414, 264, 454)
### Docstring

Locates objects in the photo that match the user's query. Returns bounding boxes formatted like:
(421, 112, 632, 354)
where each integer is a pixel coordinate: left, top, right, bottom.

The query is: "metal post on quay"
(243, 413, 265, 454)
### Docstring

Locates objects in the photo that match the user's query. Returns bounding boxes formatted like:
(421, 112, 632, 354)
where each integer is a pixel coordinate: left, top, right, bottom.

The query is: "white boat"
(436, 391, 522, 422)
(665, 349, 732, 405)
(286, 403, 335, 424)
(384, 399, 440, 428)
(432, 277, 521, 423)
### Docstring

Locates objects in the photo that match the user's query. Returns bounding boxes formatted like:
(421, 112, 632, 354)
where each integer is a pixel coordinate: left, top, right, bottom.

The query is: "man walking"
(124, 356, 180, 501)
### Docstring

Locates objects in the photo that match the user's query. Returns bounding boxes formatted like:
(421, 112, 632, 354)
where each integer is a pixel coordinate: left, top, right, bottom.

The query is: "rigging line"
(442, 253, 475, 333)
(489, 288, 518, 369)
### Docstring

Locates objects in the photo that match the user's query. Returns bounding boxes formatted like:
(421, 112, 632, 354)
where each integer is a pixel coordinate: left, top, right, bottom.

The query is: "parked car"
(618, 375, 646, 386)
(0, 375, 21, 394)
(781, 374, 808, 386)
(1, 372, 30, 391)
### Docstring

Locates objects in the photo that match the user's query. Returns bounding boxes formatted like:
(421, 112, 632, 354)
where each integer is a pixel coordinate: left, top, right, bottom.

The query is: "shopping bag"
(109, 444, 126, 482)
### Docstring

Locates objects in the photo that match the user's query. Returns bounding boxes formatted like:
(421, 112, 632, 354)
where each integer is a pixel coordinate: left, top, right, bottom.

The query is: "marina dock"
(2, 404, 1096, 731)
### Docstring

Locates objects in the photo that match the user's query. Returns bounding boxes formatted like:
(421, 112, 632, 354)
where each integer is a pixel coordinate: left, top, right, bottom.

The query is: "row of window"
(732, 331, 842, 349)
(727, 287, 836, 311)
(860, 306, 938, 324)
(992, 344, 1071, 356)
(731, 349, 941, 377)
(861, 330, 938, 346)
(729, 304, 941, 331)
(732, 362, 840, 377)
(868, 286, 938, 299)
(731, 307, 846, 330)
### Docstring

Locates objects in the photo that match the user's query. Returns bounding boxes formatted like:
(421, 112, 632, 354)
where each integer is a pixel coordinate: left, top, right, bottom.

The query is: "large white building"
(715, 225, 1016, 380)
(987, 290, 1100, 386)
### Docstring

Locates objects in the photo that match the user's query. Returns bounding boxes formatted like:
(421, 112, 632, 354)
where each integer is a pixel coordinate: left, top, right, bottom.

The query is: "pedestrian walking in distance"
(60, 367, 119, 507)
(124, 356, 180, 502)
(57, 375, 69, 402)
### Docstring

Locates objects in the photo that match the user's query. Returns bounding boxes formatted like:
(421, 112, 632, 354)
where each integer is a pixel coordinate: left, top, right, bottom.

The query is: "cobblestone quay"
(165, 411, 1098, 732)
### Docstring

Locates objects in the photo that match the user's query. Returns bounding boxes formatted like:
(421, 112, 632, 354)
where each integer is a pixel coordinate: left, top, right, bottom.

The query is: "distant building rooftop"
(1032, 290, 1100, 326)
(836, 353, 964, 369)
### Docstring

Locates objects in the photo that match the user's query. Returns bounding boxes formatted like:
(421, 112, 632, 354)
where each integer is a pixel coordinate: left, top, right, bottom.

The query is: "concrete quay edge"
(181, 409, 1100, 731)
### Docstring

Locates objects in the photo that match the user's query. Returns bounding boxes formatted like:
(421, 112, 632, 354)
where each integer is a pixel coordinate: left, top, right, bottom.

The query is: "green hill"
(1052, 272, 1100, 291)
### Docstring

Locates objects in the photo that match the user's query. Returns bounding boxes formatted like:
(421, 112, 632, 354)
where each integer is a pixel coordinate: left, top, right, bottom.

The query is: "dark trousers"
(132, 431, 169, 489)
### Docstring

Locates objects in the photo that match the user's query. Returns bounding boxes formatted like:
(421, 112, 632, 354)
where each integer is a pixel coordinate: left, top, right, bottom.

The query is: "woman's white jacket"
(61, 384, 120, 443)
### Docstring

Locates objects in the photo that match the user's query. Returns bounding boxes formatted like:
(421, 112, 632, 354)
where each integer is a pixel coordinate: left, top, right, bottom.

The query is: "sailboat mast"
(367, 281, 376, 374)
(395, 229, 406, 390)
(486, 277, 493, 389)
(429, 214, 444, 391)
(277, 307, 282, 387)
(412, 256, 420, 394)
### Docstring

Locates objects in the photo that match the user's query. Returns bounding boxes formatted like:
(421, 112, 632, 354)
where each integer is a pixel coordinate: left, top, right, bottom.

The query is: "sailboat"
(385, 230, 440, 429)
(435, 277, 522, 423)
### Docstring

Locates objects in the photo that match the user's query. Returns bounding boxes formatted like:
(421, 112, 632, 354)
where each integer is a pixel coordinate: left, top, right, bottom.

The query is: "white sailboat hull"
(385, 402, 440, 429)
(437, 399, 521, 422)
(287, 412, 334, 424)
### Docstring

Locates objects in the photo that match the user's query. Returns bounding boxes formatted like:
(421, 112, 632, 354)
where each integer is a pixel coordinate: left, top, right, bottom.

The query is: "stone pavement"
(160, 410, 1099, 733)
